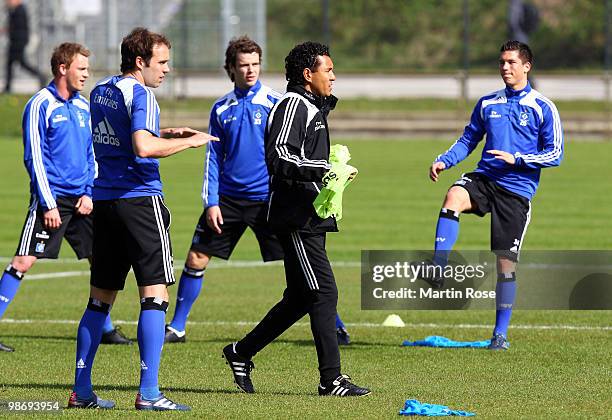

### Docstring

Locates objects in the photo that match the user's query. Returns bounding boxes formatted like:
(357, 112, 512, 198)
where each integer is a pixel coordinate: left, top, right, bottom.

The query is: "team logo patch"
(35, 241, 46, 253)
(77, 111, 86, 127)
(519, 112, 529, 126)
(253, 110, 262, 125)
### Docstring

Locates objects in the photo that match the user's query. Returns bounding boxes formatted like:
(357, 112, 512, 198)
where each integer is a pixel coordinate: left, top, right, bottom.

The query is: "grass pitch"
(0, 138, 610, 418)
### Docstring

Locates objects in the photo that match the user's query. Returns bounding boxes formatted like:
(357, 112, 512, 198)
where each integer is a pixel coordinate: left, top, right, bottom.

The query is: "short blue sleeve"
(131, 84, 160, 136)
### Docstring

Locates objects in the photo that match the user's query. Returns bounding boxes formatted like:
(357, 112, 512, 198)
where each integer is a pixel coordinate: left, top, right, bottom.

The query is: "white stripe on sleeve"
(28, 94, 56, 209)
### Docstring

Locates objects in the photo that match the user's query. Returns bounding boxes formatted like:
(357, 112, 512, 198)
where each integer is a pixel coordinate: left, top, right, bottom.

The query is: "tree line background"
(265, 0, 607, 73)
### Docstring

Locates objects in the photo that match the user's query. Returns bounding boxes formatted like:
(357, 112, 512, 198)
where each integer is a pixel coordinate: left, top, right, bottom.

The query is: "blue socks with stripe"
(138, 297, 168, 400)
(74, 296, 169, 400)
(102, 313, 114, 334)
(494, 273, 517, 337)
(433, 208, 460, 266)
(0, 265, 23, 319)
(74, 298, 111, 399)
(432, 207, 517, 339)
(169, 266, 204, 333)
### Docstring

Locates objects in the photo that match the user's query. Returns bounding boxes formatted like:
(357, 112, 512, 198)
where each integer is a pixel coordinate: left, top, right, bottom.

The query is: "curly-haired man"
(221, 41, 370, 397)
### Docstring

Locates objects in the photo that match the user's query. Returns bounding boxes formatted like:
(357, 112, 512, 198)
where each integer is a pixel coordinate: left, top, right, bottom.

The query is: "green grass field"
(2, 94, 611, 137)
(0, 137, 610, 418)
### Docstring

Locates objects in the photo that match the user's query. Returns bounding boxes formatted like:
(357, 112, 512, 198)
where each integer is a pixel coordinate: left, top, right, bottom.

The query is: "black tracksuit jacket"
(8, 4, 29, 50)
(265, 84, 339, 233)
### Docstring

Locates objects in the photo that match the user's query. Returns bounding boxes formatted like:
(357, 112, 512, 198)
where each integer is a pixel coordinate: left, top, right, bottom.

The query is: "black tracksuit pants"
(236, 231, 341, 384)
(4, 45, 43, 92)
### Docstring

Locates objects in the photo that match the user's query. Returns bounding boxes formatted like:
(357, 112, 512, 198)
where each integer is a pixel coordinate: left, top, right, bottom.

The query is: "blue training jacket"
(89, 75, 163, 200)
(202, 81, 281, 207)
(22, 81, 94, 210)
(436, 82, 563, 200)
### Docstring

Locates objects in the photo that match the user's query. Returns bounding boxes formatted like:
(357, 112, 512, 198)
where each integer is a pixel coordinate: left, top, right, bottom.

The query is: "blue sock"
(74, 299, 111, 398)
(433, 208, 460, 267)
(0, 266, 24, 319)
(335, 313, 346, 329)
(169, 266, 204, 333)
(138, 297, 168, 400)
(494, 273, 517, 337)
(102, 313, 114, 334)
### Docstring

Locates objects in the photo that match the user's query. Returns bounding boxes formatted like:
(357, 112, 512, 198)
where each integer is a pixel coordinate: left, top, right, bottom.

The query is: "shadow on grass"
(1, 333, 402, 351)
(0, 333, 77, 342)
(180, 336, 399, 349)
(1, 382, 312, 397)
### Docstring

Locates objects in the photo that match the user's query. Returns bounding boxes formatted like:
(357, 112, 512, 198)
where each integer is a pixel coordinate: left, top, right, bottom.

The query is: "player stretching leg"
(426, 41, 563, 350)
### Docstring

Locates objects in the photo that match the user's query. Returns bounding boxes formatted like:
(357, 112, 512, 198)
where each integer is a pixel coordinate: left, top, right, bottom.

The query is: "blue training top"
(202, 80, 281, 207)
(22, 81, 94, 210)
(90, 75, 162, 200)
(436, 82, 563, 200)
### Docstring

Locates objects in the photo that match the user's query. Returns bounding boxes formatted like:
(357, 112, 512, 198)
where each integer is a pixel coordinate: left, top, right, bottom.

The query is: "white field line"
(26, 271, 90, 280)
(2, 255, 610, 269)
(14, 261, 612, 281)
(0, 257, 359, 267)
(1, 318, 610, 331)
(19, 261, 360, 281)
(0, 257, 88, 264)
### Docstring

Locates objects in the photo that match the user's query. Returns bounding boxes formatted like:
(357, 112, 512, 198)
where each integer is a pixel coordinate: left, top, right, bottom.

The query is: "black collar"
(287, 84, 338, 117)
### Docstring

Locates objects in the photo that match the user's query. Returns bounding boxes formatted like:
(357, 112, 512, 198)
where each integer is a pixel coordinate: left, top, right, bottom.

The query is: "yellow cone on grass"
(382, 314, 405, 327)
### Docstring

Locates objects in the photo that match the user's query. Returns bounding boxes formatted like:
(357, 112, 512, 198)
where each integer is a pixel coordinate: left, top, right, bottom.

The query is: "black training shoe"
(337, 327, 351, 345)
(0, 341, 14, 352)
(222, 343, 255, 393)
(318, 374, 371, 397)
(413, 259, 445, 289)
(100, 327, 132, 345)
(135, 392, 190, 411)
(68, 391, 115, 409)
(164, 325, 186, 343)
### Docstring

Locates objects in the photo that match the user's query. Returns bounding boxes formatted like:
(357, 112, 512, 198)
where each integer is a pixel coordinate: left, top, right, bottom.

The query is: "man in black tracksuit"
(222, 42, 370, 397)
(4, 0, 45, 93)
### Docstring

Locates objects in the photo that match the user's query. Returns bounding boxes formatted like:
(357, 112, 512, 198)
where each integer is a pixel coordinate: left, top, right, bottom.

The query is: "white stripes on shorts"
(17, 196, 39, 255)
(151, 196, 175, 284)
